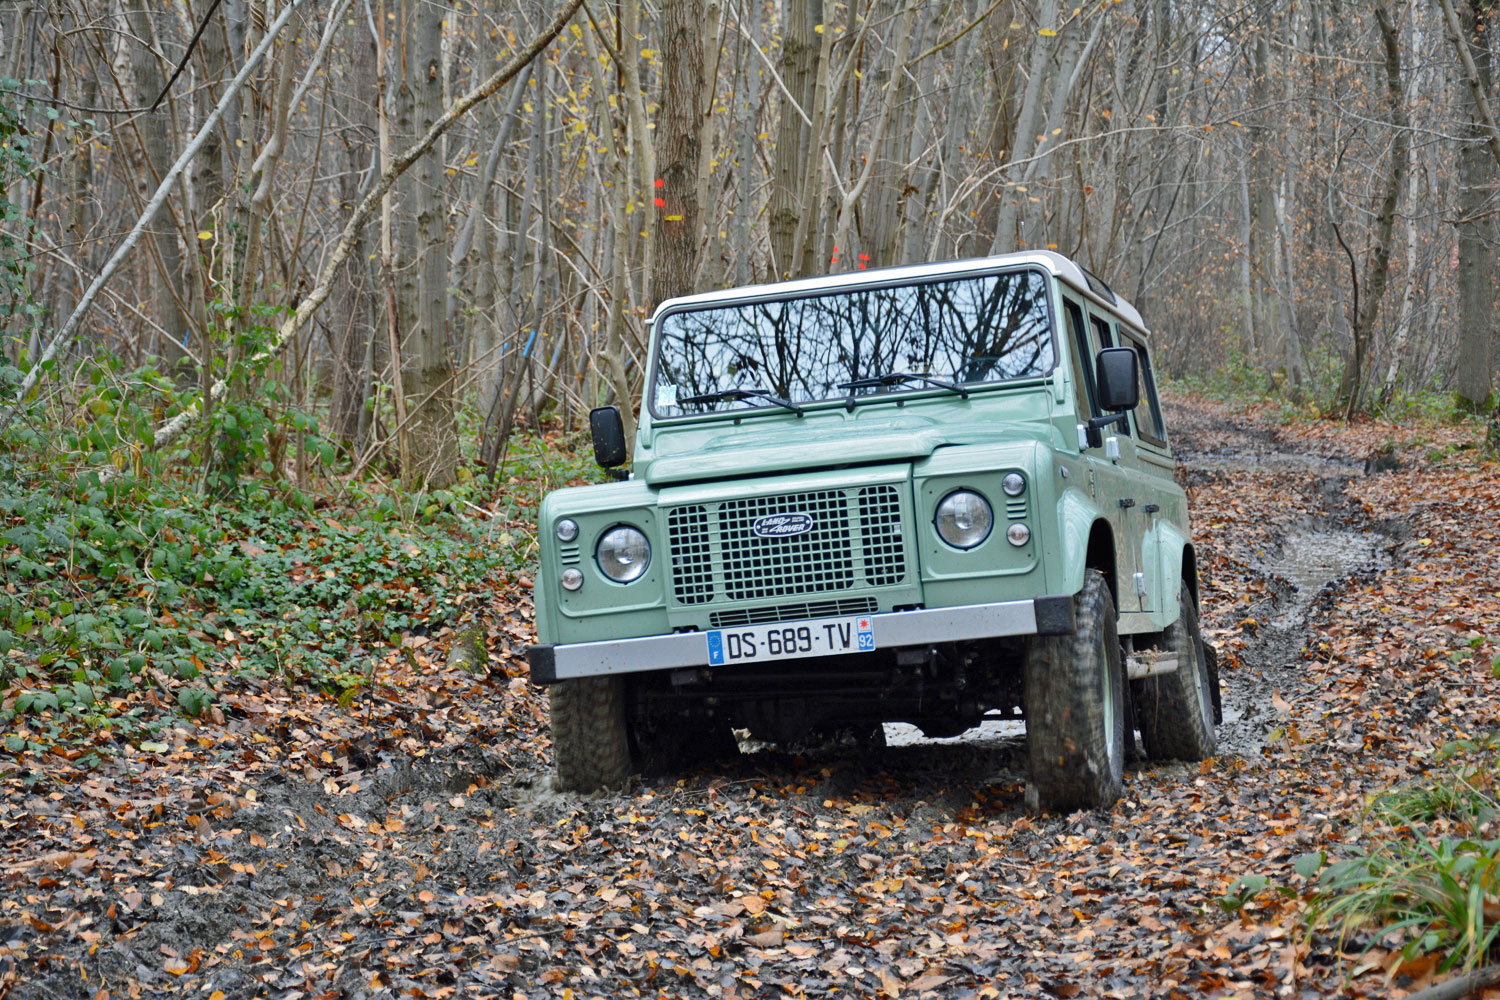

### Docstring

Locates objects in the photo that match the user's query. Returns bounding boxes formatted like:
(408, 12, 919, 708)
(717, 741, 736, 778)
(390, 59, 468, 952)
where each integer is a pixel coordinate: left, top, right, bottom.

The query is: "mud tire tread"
(1133, 585, 1218, 761)
(550, 676, 633, 791)
(1024, 570, 1126, 812)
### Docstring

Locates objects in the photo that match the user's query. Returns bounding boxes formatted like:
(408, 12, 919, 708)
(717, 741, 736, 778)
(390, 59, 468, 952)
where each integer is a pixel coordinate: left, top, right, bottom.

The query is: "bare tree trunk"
(126, 0, 191, 366)
(470, 79, 528, 462)
(328, 17, 379, 449)
(968, 7, 1022, 257)
(767, 0, 823, 277)
(56, 41, 96, 344)
(1237, 158, 1256, 357)
(402, 0, 458, 489)
(1246, 29, 1280, 367)
(730, 0, 763, 286)
(1337, 1, 1409, 418)
(830, 4, 915, 264)
(989, 0, 1058, 254)
(619, 0, 655, 310)
(1276, 9, 1307, 394)
(1451, 0, 1497, 410)
(377, 0, 411, 478)
(1437, 0, 1500, 170)
(654, 0, 709, 300)
(581, 22, 639, 447)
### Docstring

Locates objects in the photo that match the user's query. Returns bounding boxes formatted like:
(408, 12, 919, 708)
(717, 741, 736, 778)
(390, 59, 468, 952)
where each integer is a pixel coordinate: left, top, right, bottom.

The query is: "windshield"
(651, 268, 1055, 416)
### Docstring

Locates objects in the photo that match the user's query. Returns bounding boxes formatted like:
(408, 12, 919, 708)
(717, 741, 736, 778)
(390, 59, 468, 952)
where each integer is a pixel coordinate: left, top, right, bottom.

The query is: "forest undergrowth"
(1, 392, 1499, 999)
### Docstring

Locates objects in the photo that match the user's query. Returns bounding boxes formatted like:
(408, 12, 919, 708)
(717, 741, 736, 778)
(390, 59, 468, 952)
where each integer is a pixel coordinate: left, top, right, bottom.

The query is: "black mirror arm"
(1087, 411, 1130, 432)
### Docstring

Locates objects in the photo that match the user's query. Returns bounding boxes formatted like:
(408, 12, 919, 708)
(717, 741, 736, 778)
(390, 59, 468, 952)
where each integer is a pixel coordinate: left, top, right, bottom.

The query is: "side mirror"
(589, 406, 628, 469)
(1095, 347, 1140, 412)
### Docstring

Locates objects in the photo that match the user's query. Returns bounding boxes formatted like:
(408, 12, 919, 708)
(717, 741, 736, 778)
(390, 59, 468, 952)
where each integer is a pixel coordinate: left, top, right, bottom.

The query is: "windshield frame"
(645, 264, 1059, 423)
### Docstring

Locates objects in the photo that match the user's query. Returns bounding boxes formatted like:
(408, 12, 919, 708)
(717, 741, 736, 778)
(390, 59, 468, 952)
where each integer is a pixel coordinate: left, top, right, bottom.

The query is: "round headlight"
(1006, 523, 1031, 547)
(934, 490, 993, 550)
(560, 567, 584, 591)
(596, 526, 651, 582)
(1002, 473, 1026, 497)
(556, 518, 579, 542)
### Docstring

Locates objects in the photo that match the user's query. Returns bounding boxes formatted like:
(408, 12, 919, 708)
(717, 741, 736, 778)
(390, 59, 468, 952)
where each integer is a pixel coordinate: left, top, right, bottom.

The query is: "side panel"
(1146, 517, 1191, 631)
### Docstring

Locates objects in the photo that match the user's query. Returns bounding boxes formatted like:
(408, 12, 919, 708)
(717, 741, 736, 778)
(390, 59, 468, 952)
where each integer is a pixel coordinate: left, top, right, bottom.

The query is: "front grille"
(859, 485, 904, 586)
(710, 597, 878, 629)
(667, 485, 909, 605)
(720, 490, 853, 600)
(667, 505, 713, 604)
(1006, 496, 1027, 521)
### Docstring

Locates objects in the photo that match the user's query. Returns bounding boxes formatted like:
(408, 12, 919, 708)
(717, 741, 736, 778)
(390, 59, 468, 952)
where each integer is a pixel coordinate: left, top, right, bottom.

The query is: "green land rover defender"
(527, 252, 1219, 811)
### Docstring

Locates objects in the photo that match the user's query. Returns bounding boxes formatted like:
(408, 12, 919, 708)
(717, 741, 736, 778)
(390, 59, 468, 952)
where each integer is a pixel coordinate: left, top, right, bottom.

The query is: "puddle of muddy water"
(884, 719, 1023, 748)
(887, 517, 1393, 754)
(1260, 523, 1392, 628)
(1186, 452, 1359, 475)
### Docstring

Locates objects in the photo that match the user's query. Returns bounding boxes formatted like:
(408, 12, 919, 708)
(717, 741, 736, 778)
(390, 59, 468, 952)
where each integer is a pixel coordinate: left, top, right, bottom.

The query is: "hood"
(637, 414, 1049, 485)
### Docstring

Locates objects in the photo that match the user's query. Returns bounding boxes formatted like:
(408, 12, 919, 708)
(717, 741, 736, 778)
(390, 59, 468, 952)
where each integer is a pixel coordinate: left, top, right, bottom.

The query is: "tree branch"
(1435, 0, 1500, 172)
(0, 0, 311, 436)
(149, 0, 586, 452)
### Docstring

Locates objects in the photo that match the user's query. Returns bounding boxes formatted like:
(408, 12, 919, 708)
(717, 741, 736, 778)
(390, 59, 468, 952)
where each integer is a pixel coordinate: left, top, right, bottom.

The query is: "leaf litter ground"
(4, 396, 1498, 999)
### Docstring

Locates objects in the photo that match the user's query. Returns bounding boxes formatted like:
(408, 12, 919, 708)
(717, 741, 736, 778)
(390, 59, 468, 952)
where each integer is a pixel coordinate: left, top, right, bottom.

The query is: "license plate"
(706, 615, 876, 666)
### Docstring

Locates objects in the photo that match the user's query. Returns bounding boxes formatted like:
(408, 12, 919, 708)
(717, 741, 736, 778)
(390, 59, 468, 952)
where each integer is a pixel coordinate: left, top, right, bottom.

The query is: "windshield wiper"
(679, 386, 804, 416)
(837, 371, 970, 401)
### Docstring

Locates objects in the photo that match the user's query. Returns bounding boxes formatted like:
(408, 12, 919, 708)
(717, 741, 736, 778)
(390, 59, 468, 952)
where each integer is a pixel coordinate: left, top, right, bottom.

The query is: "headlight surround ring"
(596, 525, 651, 582)
(934, 490, 994, 550)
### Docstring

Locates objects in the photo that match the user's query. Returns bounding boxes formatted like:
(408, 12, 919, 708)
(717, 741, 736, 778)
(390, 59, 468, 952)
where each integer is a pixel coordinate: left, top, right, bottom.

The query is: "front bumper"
(528, 595, 1076, 684)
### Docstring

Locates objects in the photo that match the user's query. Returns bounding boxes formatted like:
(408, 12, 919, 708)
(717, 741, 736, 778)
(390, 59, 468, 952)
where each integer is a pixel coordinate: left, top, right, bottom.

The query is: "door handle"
(1118, 498, 1136, 509)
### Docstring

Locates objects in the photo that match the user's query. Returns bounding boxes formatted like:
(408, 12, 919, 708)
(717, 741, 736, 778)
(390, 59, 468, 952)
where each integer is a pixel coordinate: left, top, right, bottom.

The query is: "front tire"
(1024, 570, 1126, 812)
(550, 676, 633, 791)
(1133, 584, 1217, 761)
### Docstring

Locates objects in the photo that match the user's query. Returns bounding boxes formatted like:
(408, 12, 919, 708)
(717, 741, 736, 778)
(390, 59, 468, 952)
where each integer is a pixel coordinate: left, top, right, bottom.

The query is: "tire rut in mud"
(1167, 402, 1398, 762)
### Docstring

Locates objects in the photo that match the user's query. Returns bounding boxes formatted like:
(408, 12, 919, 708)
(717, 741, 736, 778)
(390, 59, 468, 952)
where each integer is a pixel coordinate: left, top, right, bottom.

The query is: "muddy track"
(1163, 400, 1397, 765)
(10, 399, 1410, 1000)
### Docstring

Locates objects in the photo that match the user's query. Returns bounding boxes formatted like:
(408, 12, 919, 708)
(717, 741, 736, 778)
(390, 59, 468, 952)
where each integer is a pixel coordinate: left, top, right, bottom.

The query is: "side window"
(1090, 315, 1115, 349)
(1122, 331, 1168, 447)
(1088, 314, 1129, 436)
(1063, 298, 1096, 418)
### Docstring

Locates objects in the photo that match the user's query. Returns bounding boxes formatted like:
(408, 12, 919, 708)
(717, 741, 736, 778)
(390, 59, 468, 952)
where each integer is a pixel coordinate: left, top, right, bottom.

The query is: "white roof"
(651, 251, 1148, 335)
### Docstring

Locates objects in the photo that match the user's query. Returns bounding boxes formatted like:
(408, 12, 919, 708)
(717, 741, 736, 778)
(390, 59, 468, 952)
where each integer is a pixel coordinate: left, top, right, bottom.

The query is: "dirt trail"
(9, 396, 1471, 1000)
(1164, 400, 1397, 761)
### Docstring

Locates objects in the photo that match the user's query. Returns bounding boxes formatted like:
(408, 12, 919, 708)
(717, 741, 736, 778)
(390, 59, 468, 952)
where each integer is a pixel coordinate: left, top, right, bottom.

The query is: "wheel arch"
(1182, 543, 1200, 610)
(1085, 519, 1118, 607)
